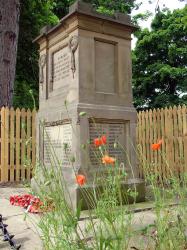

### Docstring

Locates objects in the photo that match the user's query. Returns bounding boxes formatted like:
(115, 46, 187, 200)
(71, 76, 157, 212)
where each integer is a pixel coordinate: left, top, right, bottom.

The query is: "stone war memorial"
(34, 0, 145, 210)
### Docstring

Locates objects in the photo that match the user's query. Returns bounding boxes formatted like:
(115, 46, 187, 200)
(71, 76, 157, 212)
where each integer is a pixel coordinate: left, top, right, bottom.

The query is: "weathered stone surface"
(89, 121, 127, 166)
(76, 179, 145, 210)
(95, 40, 116, 94)
(43, 123, 72, 166)
(34, 0, 144, 210)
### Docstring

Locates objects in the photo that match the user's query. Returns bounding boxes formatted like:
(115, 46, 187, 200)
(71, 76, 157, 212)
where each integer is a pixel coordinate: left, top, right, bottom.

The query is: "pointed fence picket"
(0, 107, 36, 182)
(137, 105, 187, 180)
(0, 105, 186, 183)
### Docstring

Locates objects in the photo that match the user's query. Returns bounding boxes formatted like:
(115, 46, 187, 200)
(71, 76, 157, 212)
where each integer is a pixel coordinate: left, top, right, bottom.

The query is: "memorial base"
(70, 178, 145, 211)
(32, 176, 145, 211)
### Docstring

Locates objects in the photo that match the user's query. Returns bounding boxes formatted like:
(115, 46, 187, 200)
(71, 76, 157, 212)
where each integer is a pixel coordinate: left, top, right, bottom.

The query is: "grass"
(31, 117, 187, 250)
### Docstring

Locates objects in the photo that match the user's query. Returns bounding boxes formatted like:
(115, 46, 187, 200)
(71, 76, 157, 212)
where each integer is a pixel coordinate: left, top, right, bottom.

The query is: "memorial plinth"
(33, 0, 144, 210)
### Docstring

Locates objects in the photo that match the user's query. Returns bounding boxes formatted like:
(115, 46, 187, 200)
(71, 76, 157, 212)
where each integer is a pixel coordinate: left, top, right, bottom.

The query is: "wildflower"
(102, 155, 116, 165)
(151, 139, 163, 150)
(101, 135, 107, 145)
(94, 138, 101, 147)
(76, 175, 86, 186)
(94, 135, 107, 147)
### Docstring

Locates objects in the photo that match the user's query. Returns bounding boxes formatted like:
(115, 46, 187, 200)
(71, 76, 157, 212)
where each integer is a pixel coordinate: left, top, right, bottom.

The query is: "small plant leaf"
(70, 156, 76, 163)
(81, 144, 86, 149)
(44, 181, 51, 186)
(79, 112, 87, 117)
(76, 199, 82, 220)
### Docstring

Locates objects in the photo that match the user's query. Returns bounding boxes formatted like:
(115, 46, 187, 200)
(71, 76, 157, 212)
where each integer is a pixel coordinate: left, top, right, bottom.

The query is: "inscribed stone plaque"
(95, 41, 116, 93)
(43, 124, 72, 166)
(89, 122, 126, 166)
(52, 46, 71, 90)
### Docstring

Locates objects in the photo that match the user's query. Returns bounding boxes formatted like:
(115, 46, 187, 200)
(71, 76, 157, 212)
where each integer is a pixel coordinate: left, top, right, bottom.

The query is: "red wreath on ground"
(9, 194, 49, 213)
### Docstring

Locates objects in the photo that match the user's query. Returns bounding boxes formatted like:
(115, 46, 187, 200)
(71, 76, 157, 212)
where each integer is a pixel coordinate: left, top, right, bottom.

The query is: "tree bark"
(0, 0, 20, 107)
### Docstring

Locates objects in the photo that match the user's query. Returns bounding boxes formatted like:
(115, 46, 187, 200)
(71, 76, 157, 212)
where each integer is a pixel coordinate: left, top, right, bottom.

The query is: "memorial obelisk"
(33, 0, 144, 209)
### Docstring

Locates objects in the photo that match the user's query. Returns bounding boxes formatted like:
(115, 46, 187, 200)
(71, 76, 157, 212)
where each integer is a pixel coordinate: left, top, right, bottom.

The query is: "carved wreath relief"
(68, 35, 78, 78)
(39, 54, 46, 87)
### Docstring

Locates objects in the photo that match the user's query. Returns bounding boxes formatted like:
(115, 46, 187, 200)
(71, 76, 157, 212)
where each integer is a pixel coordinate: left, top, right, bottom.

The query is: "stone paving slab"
(0, 186, 43, 250)
(0, 185, 182, 250)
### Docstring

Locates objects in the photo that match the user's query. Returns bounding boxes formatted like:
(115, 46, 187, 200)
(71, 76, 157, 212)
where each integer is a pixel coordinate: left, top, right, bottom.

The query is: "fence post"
(0, 107, 10, 182)
(16, 108, 21, 182)
(26, 109, 31, 180)
(182, 105, 187, 173)
(21, 108, 26, 181)
(10, 107, 15, 182)
(1, 107, 5, 182)
(32, 110, 36, 177)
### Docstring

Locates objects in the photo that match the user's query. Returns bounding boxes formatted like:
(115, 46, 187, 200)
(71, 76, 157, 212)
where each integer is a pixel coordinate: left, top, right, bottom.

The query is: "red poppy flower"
(101, 135, 107, 145)
(76, 175, 86, 186)
(94, 135, 107, 147)
(151, 139, 162, 151)
(102, 155, 116, 165)
(94, 138, 101, 147)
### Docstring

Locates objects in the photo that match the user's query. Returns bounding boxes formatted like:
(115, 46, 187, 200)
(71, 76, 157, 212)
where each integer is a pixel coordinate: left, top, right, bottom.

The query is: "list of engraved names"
(44, 124, 72, 166)
(53, 47, 70, 84)
(89, 122, 126, 166)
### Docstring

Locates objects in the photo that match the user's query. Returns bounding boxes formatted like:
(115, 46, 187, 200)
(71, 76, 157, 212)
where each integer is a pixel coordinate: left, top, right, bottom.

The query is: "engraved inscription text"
(44, 124, 72, 166)
(52, 47, 70, 90)
(89, 122, 126, 166)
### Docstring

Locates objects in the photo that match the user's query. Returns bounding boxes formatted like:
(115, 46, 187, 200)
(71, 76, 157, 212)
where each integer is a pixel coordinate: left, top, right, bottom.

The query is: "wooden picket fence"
(0, 107, 36, 182)
(137, 105, 187, 180)
(1, 105, 187, 183)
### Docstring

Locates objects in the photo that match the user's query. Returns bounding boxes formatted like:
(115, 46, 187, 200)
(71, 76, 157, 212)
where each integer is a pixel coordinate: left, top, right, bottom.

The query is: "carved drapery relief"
(68, 35, 78, 78)
(39, 54, 46, 87)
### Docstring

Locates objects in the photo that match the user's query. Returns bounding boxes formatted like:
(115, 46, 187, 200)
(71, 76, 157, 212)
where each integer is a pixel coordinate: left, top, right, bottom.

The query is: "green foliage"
(132, 10, 152, 25)
(14, 0, 58, 109)
(89, 0, 140, 15)
(52, 0, 74, 17)
(53, 0, 139, 17)
(132, 7, 187, 110)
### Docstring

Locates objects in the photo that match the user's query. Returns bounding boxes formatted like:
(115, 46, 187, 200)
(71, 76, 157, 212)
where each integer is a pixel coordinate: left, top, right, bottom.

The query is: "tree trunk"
(0, 0, 20, 107)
